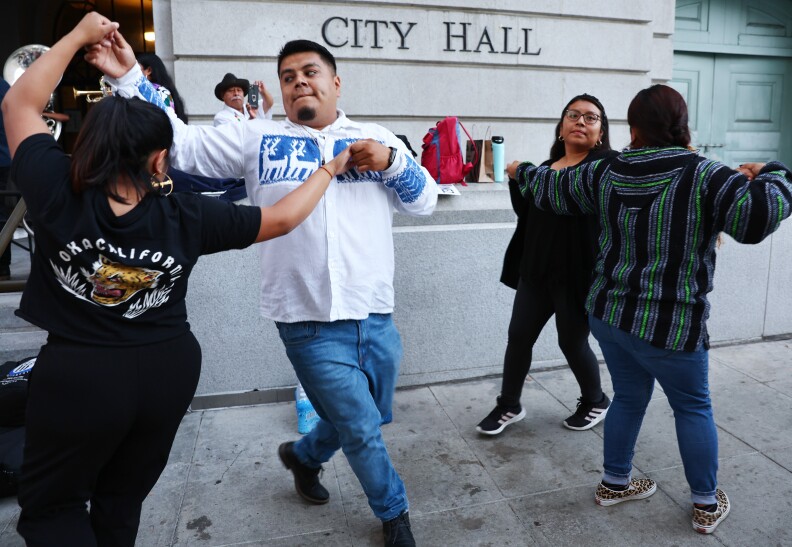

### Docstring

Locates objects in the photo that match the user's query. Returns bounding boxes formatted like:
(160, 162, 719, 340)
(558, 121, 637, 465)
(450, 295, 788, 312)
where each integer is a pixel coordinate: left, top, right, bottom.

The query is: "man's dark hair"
(549, 93, 611, 162)
(70, 96, 173, 204)
(628, 84, 691, 149)
(277, 40, 337, 75)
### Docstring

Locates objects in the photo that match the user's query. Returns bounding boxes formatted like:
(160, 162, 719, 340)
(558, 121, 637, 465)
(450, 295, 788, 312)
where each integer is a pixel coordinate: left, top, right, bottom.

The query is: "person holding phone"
(213, 72, 273, 126)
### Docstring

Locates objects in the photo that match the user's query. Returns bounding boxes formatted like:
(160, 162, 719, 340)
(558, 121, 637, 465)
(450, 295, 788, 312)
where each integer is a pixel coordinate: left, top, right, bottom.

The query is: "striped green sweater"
(516, 147, 792, 351)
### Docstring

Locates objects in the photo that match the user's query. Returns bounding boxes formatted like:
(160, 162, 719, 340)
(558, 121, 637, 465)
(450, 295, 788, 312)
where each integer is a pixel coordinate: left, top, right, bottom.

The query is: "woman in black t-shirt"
(2, 14, 351, 546)
(476, 94, 615, 436)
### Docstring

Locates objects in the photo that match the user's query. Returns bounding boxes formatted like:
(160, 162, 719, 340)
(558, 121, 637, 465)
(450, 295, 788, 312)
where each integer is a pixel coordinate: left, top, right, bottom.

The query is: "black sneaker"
(476, 400, 526, 436)
(383, 511, 415, 546)
(278, 441, 329, 504)
(563, 393, 610, 431)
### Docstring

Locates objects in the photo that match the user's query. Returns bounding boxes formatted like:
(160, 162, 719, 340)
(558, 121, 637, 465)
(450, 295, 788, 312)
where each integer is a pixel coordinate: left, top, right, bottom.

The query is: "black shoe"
(278, 441, 329, 504)
(383, 511, 415, 546)
(563, 393, 610, 431)
(476, 398, 526, 436)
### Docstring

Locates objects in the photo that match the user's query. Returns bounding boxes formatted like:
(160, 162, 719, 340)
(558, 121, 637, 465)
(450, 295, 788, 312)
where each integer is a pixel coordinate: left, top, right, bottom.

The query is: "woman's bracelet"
(318, 165, 334, 179)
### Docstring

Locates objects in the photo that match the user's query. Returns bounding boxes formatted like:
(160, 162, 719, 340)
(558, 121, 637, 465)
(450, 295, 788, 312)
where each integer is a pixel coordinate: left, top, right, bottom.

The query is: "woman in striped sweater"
(508, 84, 792, 534)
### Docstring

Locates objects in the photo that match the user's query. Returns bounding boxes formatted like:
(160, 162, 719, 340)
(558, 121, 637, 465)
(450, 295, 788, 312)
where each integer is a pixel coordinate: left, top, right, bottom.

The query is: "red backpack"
(421, 117, 477, 184)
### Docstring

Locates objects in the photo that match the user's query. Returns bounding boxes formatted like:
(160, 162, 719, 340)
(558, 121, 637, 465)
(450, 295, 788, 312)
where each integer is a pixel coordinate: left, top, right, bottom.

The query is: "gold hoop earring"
(150, 172, 173, 196)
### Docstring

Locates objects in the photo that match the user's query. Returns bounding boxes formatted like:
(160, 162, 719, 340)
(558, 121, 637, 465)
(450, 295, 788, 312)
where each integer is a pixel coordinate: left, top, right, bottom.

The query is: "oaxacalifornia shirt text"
(107, 65, 438, 324)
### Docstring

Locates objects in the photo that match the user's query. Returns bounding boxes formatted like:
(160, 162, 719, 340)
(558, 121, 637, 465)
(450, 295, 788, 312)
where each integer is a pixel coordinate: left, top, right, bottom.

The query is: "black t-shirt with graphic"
(11, 134, 262, 346)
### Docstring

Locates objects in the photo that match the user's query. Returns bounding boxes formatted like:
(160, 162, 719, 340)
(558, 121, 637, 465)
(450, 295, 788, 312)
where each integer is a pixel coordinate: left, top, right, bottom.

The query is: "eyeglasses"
(565, 110, 601, 125)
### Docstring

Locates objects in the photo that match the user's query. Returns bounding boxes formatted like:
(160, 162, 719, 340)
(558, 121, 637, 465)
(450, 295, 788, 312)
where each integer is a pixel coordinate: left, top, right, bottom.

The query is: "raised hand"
(72, 12, 118, 48)
(254, 80, 274, 112)
(84, 29, 136, 78)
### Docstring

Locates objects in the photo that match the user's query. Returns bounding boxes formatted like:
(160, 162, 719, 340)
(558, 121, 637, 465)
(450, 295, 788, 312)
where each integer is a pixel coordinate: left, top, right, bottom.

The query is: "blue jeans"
(275, 313, 408, 521)
(589, 316, 718, 505)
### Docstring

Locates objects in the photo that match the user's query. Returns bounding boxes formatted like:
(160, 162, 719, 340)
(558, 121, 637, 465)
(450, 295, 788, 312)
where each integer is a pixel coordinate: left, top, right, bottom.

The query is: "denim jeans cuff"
(292, 438, 322, 469)
(602, 471, 631, 485)
(378, 503, 409, 523)
(690, 490, 717, 505)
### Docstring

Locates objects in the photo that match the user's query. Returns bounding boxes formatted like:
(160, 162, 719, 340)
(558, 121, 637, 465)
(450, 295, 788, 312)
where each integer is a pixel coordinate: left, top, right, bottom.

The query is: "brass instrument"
(72, 76, 112, 103)
(3, 44, 64, 140)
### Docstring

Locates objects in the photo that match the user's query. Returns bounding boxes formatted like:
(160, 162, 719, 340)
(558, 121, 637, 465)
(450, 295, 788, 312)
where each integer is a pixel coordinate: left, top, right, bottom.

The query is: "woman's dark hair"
(137, 53, 188, 123)
(627, 84, 691, 149)
(70, 96, 173, 203)
(549, 93, 611, 162)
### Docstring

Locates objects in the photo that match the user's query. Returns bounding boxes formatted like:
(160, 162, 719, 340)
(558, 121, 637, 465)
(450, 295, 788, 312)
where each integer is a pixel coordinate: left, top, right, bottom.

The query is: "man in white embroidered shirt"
(94, 35, 436, 547)
(212, 72, 274, 126)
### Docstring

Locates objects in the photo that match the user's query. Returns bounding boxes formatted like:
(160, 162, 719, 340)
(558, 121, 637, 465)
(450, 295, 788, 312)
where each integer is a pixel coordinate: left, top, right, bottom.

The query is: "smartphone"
(248, 84, 259, 109)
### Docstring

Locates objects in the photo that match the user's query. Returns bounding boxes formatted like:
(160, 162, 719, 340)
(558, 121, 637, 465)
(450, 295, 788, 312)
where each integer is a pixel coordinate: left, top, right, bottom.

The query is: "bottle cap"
(492, 136, 504, 143)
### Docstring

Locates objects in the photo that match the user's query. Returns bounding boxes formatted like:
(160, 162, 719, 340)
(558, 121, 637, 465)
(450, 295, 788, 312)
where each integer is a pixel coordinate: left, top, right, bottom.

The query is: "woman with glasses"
(476, 94, 616, 436)
(508, 84, 792, 534)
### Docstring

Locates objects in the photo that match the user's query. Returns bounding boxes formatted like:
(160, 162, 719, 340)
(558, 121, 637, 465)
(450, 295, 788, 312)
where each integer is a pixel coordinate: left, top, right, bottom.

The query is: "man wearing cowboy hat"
(213, 72, 274, 126)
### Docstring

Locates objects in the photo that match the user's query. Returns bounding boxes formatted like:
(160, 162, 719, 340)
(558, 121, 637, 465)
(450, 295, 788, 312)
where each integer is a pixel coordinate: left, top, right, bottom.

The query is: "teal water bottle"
(492, 136, 505, 182)
(295, 384, 319, 434)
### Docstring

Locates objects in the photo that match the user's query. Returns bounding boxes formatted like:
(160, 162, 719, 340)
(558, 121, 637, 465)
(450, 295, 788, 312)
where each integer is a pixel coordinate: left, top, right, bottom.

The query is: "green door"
(672, 53, 792, 166)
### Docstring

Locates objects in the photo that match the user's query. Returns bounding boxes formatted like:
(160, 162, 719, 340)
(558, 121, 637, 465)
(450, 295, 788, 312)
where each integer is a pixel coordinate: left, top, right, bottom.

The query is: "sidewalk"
(1, 339, 791, 546)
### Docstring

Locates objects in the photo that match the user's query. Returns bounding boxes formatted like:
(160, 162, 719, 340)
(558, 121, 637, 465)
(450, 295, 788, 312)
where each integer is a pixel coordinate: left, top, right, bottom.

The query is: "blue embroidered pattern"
(333, 138, 382, 183)
(257, 136, 321, 183)
(383, 156, 427, 203)
(136, 76, 170, 113)
(248, 130, 428, 198)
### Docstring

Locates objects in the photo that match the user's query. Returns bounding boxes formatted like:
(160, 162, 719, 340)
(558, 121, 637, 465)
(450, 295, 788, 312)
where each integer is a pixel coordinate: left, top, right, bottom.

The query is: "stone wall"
(150, 1, 792, 399)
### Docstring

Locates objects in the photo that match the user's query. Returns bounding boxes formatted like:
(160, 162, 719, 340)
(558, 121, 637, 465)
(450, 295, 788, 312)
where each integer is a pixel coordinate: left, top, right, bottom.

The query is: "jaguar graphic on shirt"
(49, 239, 184, 319)
(82, 254, 162, 306)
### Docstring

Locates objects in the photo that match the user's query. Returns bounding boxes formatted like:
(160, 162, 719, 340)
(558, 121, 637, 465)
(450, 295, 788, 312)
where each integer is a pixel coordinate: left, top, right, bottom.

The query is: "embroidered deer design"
(287, 139, 319, 180)
(260, 137, 288, 181)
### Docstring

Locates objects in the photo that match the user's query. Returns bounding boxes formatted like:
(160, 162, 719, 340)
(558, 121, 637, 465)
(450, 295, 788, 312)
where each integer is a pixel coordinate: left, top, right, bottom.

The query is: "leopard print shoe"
(595, 478, 657, 506)
(692, 489, 730, 534)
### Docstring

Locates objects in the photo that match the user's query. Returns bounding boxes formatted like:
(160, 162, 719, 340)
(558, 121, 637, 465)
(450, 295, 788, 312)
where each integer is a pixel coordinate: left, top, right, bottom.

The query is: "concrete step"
(0, 292, 45, 364)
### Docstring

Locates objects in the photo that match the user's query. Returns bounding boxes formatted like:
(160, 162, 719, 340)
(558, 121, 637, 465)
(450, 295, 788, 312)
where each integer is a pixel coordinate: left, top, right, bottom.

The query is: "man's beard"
(297, 106, 316, 122)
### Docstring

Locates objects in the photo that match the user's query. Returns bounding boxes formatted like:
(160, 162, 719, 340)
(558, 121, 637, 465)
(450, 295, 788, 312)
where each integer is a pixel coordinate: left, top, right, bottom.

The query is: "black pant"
(499, 279, 602, 407)
(17, 332, 201, 547)
(0, 166, 11, 273)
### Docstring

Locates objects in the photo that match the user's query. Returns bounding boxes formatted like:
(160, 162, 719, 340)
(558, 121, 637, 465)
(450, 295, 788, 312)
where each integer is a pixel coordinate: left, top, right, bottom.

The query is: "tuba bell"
(3, 44, 65, 141)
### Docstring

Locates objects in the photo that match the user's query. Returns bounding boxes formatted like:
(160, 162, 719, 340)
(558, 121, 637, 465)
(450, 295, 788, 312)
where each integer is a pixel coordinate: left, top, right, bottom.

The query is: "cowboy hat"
(214, 73, 250, 100)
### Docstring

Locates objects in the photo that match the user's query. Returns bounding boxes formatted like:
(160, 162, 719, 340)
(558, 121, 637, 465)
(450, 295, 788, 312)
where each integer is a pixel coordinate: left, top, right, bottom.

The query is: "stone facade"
(148, 1, 791, 398)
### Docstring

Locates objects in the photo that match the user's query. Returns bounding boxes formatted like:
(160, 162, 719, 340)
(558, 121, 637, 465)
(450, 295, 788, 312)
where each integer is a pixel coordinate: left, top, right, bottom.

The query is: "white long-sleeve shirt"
(109, 65, 438, 323)
(213, 101, 272, 126)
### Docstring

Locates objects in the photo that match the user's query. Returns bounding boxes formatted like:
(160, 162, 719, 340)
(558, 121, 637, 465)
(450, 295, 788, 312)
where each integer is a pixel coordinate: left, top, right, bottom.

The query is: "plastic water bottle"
(295, 383, 319, 434)
(492, 136, 505, 182)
